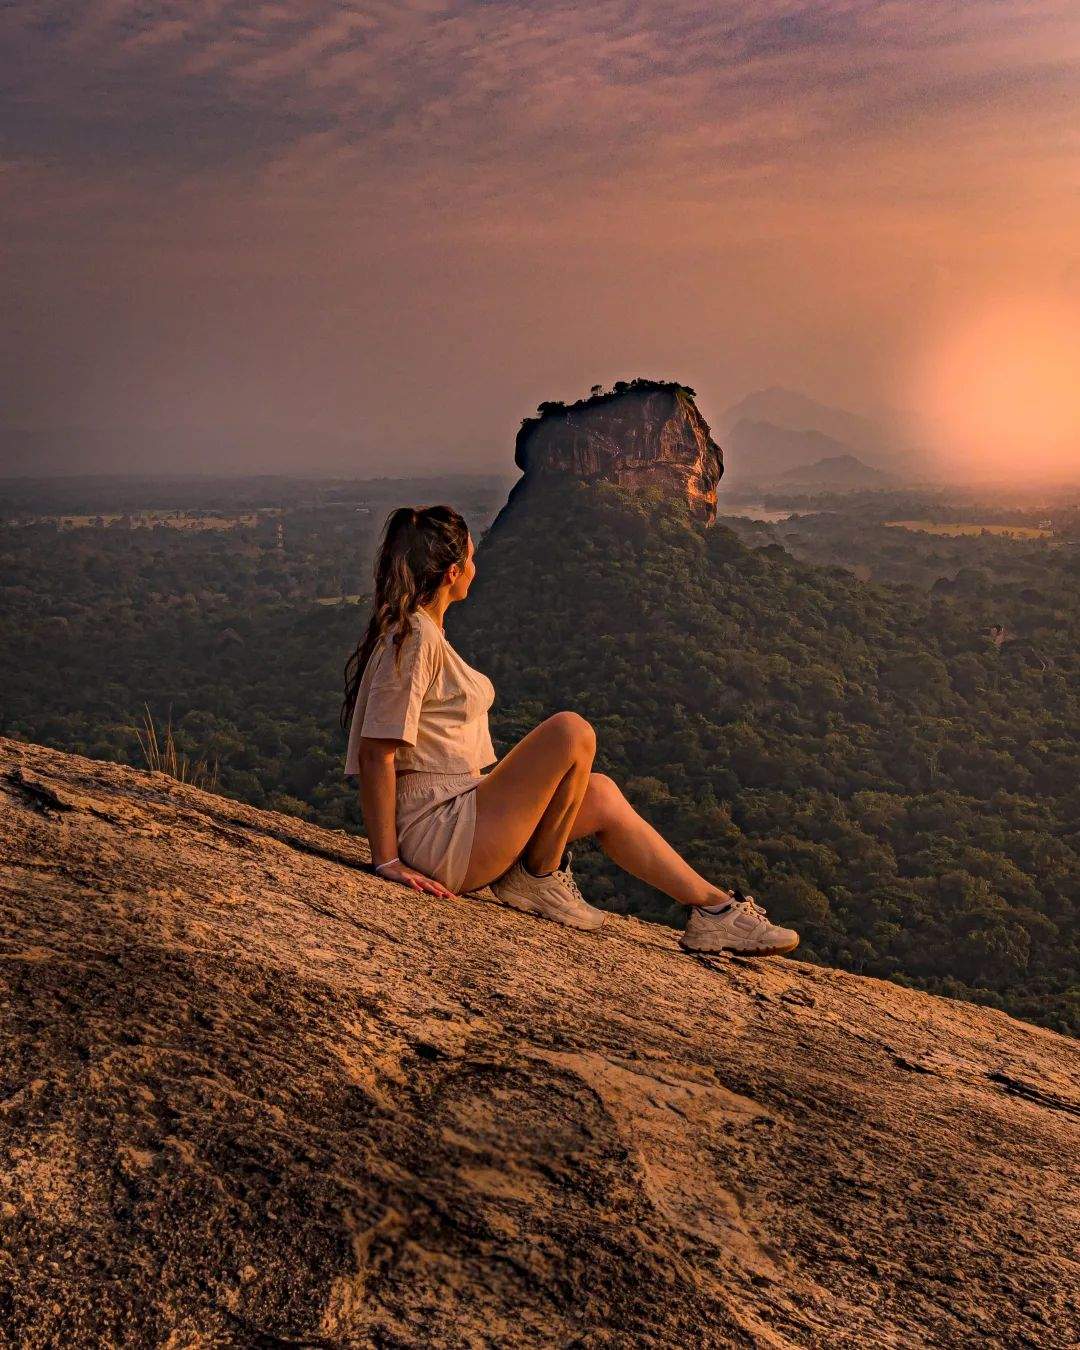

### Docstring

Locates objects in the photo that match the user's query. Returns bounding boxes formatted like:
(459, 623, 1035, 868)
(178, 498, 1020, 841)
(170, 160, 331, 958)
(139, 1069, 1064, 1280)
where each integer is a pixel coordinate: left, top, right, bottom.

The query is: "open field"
(885, 520, 1054, 538)
(716, 504, 797, 522)
(6, 510, 282, 531)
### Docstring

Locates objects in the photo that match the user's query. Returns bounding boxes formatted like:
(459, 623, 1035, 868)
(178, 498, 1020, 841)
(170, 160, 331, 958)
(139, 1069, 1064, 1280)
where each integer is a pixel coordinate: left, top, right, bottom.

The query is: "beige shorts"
(395, 769, 487, 892)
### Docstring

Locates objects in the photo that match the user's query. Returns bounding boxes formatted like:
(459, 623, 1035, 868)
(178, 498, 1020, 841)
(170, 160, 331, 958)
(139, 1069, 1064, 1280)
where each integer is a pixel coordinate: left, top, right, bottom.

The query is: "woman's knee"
(567, 772, 627, 839)
(543, 710, 596, 759)
(588, 772, 627, 826)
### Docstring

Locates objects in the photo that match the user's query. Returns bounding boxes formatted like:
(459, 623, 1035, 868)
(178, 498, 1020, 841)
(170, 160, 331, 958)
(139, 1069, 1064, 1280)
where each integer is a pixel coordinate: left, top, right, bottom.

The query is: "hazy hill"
(2, 735, 1077, 1345)
(722, 418, 867, 482)
(720, 387, 905, 455)
(718, 389, 944, 484)
(777, 454, 897, 489)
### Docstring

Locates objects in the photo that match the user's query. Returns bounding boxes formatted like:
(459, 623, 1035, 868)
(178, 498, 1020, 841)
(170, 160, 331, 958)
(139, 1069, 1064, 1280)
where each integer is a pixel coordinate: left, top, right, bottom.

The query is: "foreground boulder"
(1, 736, 1077, 1347)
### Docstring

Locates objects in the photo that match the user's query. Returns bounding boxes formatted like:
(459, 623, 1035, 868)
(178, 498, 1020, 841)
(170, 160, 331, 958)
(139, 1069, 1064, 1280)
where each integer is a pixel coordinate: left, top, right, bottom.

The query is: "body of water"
(716, 504, 796, 522)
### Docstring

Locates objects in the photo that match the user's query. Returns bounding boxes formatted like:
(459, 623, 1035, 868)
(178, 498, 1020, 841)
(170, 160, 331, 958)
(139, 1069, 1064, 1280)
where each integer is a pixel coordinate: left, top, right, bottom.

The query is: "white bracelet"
(374, 856, 399, 872)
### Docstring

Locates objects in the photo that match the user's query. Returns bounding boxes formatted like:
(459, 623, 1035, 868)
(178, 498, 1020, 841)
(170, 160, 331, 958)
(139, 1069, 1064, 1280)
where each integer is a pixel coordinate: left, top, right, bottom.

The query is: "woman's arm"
(356, 738, 454, 897)
(357, 739, 400, 867)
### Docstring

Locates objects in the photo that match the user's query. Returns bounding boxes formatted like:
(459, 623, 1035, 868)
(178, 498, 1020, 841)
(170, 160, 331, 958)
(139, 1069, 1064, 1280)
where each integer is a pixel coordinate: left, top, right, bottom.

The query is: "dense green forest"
(453, 479, 1079, 1035)
(1, 475, 1077, 1034)
(726, 491, 1080, 593)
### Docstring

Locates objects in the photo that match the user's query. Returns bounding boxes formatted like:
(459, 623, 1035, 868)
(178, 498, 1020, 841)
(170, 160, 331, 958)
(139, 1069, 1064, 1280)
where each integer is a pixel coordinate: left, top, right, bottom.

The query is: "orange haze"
(908, 294, 1080, 485)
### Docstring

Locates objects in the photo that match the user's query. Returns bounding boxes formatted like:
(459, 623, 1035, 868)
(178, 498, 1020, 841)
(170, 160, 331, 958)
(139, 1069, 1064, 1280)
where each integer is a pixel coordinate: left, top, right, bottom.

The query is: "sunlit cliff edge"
(503, 381, 724, 526)
(1, 735, 1078, 1347)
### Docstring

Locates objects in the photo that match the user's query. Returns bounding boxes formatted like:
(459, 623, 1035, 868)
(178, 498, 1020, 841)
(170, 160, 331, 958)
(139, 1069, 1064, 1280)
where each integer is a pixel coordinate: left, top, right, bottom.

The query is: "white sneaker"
(490, 849, 606, 932)
(681, 890, 799, 957)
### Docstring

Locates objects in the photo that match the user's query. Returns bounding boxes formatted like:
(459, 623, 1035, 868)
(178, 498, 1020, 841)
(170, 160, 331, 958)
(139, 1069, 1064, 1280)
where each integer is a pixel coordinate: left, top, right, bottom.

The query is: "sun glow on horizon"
(909, 294, 1080, 485)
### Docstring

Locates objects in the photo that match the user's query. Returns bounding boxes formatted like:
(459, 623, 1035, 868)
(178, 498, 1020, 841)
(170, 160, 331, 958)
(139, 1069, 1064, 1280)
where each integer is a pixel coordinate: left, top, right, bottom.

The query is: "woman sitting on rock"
(341, 504, 799, 957)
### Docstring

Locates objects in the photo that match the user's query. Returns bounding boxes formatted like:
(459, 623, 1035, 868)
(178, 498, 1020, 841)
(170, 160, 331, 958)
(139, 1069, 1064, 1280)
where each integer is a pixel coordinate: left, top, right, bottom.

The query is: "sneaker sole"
(680, 936, 800, 957)
(493, 890, 606, 932)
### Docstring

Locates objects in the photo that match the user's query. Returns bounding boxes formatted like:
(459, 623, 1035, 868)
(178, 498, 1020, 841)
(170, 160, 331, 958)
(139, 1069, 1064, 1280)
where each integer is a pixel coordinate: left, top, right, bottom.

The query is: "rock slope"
(1, 735, 1078, 1348)
(509, 384, 724, 524)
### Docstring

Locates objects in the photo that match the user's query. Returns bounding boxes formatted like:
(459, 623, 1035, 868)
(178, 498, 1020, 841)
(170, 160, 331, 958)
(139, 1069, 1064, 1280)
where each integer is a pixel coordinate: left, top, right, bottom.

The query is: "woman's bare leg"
(459, 719, 734, 907)
(458, 711, 595, 893)
(567, 773, 734, 909)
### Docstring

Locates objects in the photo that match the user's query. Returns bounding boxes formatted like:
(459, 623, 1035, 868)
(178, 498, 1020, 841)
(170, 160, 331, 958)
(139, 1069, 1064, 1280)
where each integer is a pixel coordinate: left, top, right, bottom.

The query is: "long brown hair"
(340, 504, 470, 731)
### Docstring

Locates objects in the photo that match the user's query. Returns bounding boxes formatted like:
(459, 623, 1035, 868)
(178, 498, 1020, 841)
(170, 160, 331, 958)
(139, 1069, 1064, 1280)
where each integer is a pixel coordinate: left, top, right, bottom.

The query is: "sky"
(2, 1, 1078, 482)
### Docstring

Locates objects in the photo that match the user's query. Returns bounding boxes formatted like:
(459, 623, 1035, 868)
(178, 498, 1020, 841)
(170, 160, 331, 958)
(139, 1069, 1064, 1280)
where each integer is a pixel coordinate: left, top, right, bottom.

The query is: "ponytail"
(340, 504, 470, 731)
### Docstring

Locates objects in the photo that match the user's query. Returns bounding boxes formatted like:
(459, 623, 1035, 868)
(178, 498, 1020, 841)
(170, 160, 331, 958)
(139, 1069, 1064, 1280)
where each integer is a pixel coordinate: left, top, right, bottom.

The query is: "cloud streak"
(4, 2, 1074, 190)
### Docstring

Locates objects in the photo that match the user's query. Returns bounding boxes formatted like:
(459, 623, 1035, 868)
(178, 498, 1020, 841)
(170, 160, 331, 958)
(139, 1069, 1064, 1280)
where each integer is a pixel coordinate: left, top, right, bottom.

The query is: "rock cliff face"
(510, 384, 724, 524)
(2, 735, 1079, 1347)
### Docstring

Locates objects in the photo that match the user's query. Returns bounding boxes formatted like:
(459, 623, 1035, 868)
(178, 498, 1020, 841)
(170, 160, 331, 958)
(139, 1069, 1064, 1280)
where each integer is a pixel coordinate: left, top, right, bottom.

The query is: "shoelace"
(553, 863, 588, 906)
(731, 887, 767, 917)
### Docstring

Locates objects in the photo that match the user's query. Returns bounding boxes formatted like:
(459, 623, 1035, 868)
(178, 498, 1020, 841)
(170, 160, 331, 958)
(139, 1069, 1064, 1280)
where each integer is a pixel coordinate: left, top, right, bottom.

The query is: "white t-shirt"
(344, 607, 497, 777)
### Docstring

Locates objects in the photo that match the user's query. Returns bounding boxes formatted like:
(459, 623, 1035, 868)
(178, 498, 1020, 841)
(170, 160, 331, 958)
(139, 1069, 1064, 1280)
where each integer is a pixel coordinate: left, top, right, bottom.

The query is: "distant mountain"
(720, 387, 905, 456)
(720, 418, 865, 483)
(718, 388, 942, 483)
(777, 453, 896, 489)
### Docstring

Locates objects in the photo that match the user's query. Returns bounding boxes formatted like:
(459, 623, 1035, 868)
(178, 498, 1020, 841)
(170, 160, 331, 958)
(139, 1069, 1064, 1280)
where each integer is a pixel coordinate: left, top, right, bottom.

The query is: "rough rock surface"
(1, 735, 1078, 1348)
(510, 387, 724, 524)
